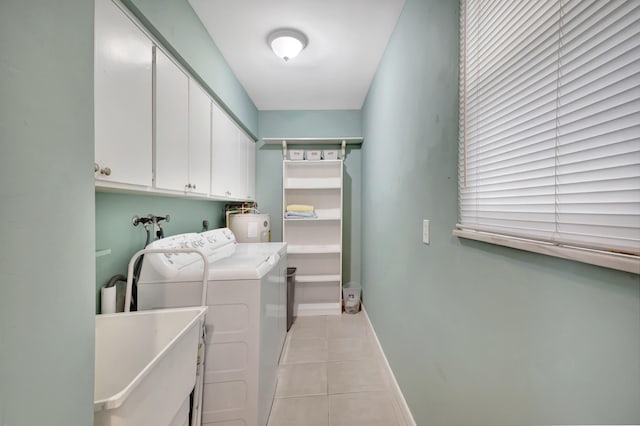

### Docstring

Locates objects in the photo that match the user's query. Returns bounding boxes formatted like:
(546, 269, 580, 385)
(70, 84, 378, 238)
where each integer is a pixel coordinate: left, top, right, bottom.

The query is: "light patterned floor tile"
(276, 363, 327, 398)
(268, 396, 329, 426)
(290, 315, 328, 339)
(327, 313, 369, 339)
(281, 337, 328, 364)
(328, 337, 376, 362)
(327, 358, 388, 394)
(269, 313, 408, 426)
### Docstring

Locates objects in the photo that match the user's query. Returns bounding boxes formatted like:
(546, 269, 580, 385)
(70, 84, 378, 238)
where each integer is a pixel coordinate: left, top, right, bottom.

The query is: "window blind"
(459, 0, 640, 258)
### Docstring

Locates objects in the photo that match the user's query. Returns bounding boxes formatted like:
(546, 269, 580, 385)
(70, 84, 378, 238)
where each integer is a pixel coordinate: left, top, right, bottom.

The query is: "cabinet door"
(188, 81, 211, 195)
(94, 0, 152, 186)
(154, 48, 189, 192)
(245, 134, 256, 200)
(211, 103, 236, 197)
(230, 127, 247, 199)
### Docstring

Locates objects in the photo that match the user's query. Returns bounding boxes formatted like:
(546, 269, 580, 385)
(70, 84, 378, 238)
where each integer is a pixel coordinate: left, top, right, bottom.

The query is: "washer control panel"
(144, 228, 237, 272)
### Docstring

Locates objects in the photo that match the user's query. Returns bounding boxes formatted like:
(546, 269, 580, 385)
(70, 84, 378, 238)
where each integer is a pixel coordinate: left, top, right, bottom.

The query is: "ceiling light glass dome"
(268, 29, 308, 62)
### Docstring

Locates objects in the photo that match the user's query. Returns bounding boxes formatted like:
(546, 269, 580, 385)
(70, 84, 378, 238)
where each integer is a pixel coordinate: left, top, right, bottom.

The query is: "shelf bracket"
(341, 140, 346, 158)
(282, 140, 288, 158)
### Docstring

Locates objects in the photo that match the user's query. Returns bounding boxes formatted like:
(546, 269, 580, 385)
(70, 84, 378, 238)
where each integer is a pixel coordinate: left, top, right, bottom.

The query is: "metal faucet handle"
(133, 214, 170, 227)
(155, 214, 170, 223)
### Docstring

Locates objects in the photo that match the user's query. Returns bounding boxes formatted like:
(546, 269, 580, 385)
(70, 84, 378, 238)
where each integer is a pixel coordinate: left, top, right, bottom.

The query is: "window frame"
(455, 0, 640, 275)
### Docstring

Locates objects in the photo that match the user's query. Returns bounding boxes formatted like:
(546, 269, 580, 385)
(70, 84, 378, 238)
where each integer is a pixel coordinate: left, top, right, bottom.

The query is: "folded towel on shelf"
(284, 211, 317, 219)
(286, 204, 315, 213)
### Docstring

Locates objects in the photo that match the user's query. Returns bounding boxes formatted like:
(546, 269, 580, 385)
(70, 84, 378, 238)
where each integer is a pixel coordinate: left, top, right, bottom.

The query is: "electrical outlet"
(423, 219, 430, 244)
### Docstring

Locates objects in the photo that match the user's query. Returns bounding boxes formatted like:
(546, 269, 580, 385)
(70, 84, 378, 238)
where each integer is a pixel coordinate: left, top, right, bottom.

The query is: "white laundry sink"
(94, 306, 207, 426)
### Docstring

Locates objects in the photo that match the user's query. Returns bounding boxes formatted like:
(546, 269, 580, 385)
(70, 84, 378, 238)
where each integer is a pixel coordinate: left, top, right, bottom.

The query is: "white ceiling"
(188, 0, 406, 111)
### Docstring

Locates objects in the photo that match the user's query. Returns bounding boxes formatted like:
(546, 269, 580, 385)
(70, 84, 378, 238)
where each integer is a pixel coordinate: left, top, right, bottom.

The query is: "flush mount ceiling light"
(267, 29, 308, 62)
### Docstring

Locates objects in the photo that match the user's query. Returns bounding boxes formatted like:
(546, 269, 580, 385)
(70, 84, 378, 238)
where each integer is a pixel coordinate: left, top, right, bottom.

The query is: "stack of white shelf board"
(283, 159, 343, 316)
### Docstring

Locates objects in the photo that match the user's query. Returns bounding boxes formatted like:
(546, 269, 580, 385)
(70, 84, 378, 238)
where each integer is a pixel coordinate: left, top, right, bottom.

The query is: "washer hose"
(104, 274, 126, 288)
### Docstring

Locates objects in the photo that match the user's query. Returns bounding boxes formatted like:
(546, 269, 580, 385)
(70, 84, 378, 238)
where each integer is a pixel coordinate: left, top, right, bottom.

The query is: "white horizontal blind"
(459, 0, 640, 256)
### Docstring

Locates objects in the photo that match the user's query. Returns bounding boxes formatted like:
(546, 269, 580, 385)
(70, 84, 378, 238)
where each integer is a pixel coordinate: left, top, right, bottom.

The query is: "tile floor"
(267, 312, 406, 426)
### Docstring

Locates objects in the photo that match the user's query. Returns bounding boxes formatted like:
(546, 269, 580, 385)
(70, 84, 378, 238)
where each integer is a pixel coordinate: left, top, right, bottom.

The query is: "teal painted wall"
(361, 0, 640, 425)
(257, 110, 362, 283)
(120, 0, 258, 137)
(0, 1, 95, 424)
(95, 192, 226, 311)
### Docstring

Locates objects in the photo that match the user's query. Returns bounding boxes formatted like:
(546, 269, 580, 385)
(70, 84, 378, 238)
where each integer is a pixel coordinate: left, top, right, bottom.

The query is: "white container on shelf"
(323, 150, 338, 160)
(306, 150, 321, 160)
(289, 150, 304, 160)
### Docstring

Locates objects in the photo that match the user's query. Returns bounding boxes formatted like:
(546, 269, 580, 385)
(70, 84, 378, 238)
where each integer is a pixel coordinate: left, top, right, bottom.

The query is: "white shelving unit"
(282, 157, 344, 316)
(273, 137, 362, 316)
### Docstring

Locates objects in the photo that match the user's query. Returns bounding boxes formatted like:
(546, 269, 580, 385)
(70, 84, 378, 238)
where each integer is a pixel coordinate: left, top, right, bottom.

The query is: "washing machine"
(136, 228, 287, 426)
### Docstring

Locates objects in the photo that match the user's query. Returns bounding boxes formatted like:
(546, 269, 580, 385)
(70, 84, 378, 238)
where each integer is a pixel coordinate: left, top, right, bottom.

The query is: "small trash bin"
(286, 267, 296, 331)
(342, 282, 361, 314)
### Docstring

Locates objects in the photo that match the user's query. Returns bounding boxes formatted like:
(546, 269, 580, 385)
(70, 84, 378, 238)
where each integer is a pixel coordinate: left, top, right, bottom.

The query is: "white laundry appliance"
(136, 228, 287, 426)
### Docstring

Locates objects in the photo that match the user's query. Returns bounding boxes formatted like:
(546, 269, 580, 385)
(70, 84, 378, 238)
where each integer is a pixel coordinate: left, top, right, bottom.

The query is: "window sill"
(453, 228, 640, 275)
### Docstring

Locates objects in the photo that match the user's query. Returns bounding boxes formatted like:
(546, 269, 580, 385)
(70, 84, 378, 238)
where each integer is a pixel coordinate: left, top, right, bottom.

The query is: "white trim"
(95, 249, 112, 258)
(287, 244, 341, 254)
(454, 229, 640, 275)
(262, 137, 363, 145)
(361, 305, 416, 426)
(294, 302, 341, 316)
(283, 159, 344, 165)
(295, 274, 341, 283)
(95, 181, 253, 203)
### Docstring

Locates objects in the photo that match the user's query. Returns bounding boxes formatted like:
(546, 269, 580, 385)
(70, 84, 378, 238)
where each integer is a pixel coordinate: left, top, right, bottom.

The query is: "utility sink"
(94, 306, 207, 426)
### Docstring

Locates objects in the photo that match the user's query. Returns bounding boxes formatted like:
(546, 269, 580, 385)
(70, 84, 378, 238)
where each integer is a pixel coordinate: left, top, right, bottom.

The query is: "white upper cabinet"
(211, 103, 237, 198)
(155, 48, 212, 195)
(211, 103, 255, 200)
(230, 128, 247, 199)
(154, 47, 189, 192)
(188, 81, 212, 195)
(95, 0, 255, 201)
(94, 0, 152, 186)
(246, 135, 256, 201)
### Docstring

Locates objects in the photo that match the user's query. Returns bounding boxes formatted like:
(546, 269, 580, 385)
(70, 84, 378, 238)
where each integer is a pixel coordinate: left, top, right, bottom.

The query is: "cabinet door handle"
(193, 184, 196, 190)
(186, 183, 192, 189)
(94, 163, 100, 173)
(100, 167, 111, 176)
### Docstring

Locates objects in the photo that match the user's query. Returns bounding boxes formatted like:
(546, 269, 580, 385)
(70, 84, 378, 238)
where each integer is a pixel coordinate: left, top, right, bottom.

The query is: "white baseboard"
(295, 302, 341, 316)
(361, 305, 417, 426)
